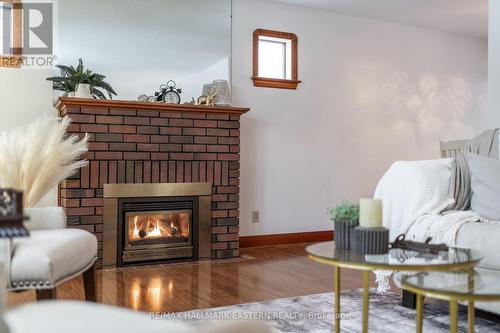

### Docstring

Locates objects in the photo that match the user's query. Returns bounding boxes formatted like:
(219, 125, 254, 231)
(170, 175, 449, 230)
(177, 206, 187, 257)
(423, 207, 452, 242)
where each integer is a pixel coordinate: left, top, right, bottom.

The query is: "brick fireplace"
(57, 97, 249, 264)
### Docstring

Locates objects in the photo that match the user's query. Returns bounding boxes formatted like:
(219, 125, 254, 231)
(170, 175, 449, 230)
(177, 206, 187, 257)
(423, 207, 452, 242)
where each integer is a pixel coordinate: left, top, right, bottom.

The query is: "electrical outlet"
(252, 210, 260, 223)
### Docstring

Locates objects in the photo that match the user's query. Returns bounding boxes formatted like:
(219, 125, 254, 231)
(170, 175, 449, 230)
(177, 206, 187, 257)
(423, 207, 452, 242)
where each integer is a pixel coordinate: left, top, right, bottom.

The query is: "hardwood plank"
(7, 243, 394, 312)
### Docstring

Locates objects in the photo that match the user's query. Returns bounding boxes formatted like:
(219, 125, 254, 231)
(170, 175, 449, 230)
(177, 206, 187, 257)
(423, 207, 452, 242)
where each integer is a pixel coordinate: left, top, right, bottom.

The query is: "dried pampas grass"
(0, 114, 89, 208)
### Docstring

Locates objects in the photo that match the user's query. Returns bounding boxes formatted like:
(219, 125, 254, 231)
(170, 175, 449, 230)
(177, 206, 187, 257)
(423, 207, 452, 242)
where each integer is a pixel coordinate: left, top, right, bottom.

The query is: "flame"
(149, 219, 162, 237)
(132, 216, 139, 239)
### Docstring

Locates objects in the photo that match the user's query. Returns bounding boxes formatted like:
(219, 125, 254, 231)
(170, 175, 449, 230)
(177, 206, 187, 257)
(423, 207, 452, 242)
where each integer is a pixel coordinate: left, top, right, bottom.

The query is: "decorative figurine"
(192, 91, 218, 106)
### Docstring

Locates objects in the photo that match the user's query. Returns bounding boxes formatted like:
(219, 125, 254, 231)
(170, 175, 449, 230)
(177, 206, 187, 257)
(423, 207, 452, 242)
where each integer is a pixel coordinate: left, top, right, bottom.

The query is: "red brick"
(124, 117, 150, 125)
(69, 114, 95, 123)
(151, 153, 168, 160)
(82, 151, 94, 160)
(218, 154, 239, 161)
(90, 161, 99, 188)
(124, 134, 149, 143)
(170, 136, 193, 144)
(207, 161, 214, 183)
(160, 111, 182, 118)
(176, 161, 183, 182)
(183, 144, 206, 152)
(109, 143, 136, 151)
(230, 115, 240, 121)
(183, 128, 206, 136)
(138, 143, 159, 151)
(88, 142, 108, 151)
(194, 136, 217, 144)
(110, 108, 137, 116)
(207, 114, 230, 120)
(194, 153, 217, 160)
(61, 179, 80, 188)
(126, 161, 134, 183)
(66, 207, 94, 216)
(95, 133, 122, 142)
(218, 202, 239, 210)
(137, 126, 159, 134)
(160, 127, 182, 135)
(211, 242, 228, 250)
(169, 119, 193, 127)
(150, 135, 169, 143)
(212, 211, 228, 218)
(81, 124, 108, 133)
(230, 146, 240, 153)
(152, 161, 160, 182)
(151, 118, 169, 126)
(96, 115, 123, 124)
(168, 161, 176, 182)
(218, 121, 239, 129)
(95, 207, 103, 215)
(228, 226, 239, 234)
(81, 107, 108, 115)
(169, 153, 193, 160)
(159, 144, 181, 152)
(207, 145, 229, 153)
(66, 123, 79, 132)
(81, 198, 103, 207)
(61, 198, 79, 208)
(95, 152, 123, 160)
(99, 161, 108, 186)
(184, 162, 192, 182)
(193, 120, 217, 128)
(160, 161, 168, 182)
(60, 189, 94, 198)
(137, 110, 159, 117)
(212, 194, 228, 202)
(182, 112, 206, 119)
(81, 165, 90, 188)
(135, 161, 143, 182)
(230, 178, 239, 186)
(109, 161, 117, 183)
(207, 128, 229, 136)
(217, 233, 238, 242)
(124, 152, 150, 160)
(230, 129, 240, 137)
(228, 210, 239, 217)
(214, 162, 222, 185)
(217, 186, 239, 194)
(219, 137, 240, 145)
(143, 161, 151, 183)
(109, 125, 136, 133)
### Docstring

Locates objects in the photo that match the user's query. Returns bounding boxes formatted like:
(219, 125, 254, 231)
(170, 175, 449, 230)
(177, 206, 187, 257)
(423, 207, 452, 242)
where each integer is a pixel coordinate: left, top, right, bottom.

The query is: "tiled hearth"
(57, 98, 249, 264)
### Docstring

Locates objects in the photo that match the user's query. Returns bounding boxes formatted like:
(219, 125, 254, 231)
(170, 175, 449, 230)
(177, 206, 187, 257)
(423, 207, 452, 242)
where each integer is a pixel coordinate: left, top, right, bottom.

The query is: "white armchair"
(7, 207, 98, 301)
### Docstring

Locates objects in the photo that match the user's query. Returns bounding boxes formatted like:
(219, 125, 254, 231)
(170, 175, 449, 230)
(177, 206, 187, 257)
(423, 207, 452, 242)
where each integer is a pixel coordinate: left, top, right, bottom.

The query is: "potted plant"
(46, 58, 117, 99)
(329, 202, 359, 250)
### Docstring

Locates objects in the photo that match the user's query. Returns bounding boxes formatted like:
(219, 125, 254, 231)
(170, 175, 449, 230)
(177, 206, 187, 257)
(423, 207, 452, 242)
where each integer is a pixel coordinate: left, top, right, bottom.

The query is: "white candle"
(359, 198, 383, 228)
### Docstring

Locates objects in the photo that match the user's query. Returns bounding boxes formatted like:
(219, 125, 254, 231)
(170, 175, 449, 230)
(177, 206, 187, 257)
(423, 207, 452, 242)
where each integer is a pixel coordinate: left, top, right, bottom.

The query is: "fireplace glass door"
(126, 210, 191, 248)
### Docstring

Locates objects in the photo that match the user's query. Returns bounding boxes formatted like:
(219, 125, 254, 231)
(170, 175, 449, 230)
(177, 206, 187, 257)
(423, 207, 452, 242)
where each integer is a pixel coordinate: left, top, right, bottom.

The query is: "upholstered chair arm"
(24, 207, 67, 231)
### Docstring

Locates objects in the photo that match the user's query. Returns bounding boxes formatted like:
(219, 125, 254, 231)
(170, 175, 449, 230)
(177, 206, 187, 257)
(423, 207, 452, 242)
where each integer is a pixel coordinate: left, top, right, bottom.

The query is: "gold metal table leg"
(468, 301, 475, 333)
(449, 300, 458, 333)
(334, 266, 340, 333)
(362, 270, 370, 333)
(416, 294, 424, 333)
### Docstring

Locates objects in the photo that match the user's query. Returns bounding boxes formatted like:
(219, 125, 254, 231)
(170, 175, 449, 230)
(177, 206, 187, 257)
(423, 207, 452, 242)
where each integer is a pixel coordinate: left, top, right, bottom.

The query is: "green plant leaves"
(46, 58, 117, 99)
(329, 202, 359, 222)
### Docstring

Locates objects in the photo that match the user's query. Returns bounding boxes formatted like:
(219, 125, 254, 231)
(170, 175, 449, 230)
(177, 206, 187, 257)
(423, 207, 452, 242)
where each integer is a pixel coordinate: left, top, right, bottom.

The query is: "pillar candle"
(359, 198, 383, 228)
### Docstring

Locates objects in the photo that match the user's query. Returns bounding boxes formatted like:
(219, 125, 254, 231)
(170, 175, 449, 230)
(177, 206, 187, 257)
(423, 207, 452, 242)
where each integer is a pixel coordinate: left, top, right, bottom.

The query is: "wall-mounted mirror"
(56, 0, 231, 102)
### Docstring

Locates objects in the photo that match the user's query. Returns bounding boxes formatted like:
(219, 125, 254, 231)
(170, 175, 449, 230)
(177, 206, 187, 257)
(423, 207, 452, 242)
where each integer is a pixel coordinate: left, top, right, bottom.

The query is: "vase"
(75, 83, 92, 98)
(334, 219, 358, 250)
(211, 79, 231, 106)
(201, 83, 213, 96)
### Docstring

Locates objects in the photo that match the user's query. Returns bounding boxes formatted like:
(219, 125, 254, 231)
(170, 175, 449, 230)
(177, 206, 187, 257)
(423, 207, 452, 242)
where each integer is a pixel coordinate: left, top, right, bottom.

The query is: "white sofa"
(4, 300, 272, 333)
(8, 207, 97, 300)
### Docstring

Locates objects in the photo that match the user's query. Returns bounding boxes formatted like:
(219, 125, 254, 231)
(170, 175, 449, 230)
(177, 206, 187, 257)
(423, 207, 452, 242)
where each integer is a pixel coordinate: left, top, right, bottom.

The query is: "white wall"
(57, 0, 231, 102)
(232, 0, 488, 236)
(489, 0, 500, 125)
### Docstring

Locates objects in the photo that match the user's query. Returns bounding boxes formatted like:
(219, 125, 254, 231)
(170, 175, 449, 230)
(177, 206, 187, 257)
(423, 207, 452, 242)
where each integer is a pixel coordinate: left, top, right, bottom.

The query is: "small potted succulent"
(329, 202, 359, 250)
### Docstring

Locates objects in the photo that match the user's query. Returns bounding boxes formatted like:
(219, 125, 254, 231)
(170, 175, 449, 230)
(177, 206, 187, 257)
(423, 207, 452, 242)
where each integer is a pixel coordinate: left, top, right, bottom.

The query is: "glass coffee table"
(402, 271, 500, 333)
(306, 241, 483, 333)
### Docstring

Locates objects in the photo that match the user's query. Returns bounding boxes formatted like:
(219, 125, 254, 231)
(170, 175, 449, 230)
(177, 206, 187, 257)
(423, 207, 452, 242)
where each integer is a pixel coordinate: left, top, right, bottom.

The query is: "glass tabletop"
(306, 241, 483, 271)
(403, 271, 500, 300)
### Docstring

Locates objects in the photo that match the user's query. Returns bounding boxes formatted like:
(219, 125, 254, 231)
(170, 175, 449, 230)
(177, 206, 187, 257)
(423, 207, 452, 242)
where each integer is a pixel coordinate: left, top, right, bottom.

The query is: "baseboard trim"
(239, 230, 333, 248)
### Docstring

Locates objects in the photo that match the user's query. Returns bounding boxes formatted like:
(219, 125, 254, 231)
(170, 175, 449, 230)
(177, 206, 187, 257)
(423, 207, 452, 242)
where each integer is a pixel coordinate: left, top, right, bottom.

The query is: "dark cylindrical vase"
(334, 219, 358, 250)
(352, 227, 389, 255)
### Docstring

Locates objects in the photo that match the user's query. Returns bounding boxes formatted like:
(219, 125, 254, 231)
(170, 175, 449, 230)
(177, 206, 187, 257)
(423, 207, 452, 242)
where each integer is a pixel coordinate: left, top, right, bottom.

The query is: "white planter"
(75, 84, 92, 98)
(67, 92, 76, 97)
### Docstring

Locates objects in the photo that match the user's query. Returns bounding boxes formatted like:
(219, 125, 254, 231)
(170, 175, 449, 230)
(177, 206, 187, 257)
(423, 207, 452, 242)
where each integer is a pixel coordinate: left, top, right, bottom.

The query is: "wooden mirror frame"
(0, 0, 22, 68)
(252, 29, 301, 90)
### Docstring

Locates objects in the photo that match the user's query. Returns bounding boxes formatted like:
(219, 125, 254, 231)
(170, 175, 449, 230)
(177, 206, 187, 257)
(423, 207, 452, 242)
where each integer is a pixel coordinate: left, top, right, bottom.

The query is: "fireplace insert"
(117, 197, 199, 265)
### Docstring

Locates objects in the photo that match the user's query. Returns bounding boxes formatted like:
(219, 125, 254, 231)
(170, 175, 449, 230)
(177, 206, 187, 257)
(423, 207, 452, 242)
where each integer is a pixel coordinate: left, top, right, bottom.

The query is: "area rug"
(180, 289, 500, 332)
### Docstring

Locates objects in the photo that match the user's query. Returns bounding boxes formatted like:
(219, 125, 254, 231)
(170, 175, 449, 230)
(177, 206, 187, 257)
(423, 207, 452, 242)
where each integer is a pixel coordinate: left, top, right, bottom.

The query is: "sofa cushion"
(24, 207, 66, 231)
(468, 154, 500, 221)
(5, 301, 272, 333)
(456, 221, 500, 271)
(10, 229, 97, 289)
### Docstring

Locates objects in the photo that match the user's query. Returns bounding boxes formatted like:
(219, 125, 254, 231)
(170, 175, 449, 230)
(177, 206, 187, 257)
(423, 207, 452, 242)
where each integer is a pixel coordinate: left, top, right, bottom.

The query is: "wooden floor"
(7, 243, 398, 312)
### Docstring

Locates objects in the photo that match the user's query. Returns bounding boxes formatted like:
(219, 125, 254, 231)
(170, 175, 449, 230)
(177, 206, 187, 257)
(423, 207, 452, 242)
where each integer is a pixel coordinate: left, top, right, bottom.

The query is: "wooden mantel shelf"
(56, 97, 250, 116)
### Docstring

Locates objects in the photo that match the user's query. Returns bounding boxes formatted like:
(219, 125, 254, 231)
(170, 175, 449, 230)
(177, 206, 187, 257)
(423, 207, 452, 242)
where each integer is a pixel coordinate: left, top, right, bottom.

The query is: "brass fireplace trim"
(103, 182, 211, 268)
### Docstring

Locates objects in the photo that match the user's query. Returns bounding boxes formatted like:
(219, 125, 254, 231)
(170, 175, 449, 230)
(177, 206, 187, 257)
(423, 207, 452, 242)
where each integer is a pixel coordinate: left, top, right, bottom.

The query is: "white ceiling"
(269, 0, 488, 38)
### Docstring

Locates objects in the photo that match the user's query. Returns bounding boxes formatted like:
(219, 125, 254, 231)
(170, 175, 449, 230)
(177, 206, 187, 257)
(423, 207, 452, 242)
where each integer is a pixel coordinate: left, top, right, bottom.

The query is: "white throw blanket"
(374, 210, 481, 292)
